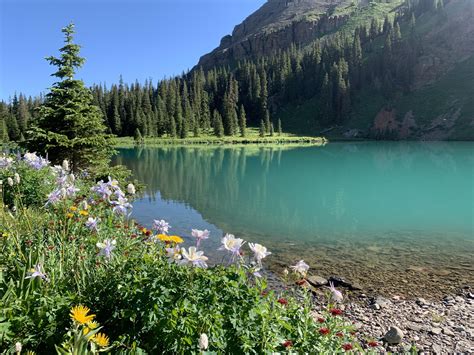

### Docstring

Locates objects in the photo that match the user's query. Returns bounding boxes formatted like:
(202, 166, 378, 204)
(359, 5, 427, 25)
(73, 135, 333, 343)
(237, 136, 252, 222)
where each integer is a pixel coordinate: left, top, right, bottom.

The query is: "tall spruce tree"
(24, 23, 114, 172)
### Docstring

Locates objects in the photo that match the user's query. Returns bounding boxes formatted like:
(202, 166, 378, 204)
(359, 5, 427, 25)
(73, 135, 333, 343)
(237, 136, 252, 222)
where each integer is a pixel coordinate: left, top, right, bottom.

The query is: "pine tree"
(270, 122, 274, 136)
(264, 110, 271, 133)
(213, 110, 224, 137)
(24, 23, 114, 172)
(134, 128, 143, 144)
(259, 119, 265, 137)
(238, 105, 247, 137)
(277, 118, 282, 136)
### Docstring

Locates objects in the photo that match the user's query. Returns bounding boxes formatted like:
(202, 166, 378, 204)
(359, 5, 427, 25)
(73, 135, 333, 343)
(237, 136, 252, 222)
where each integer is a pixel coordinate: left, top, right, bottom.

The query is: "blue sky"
(0, 0, 266, 101)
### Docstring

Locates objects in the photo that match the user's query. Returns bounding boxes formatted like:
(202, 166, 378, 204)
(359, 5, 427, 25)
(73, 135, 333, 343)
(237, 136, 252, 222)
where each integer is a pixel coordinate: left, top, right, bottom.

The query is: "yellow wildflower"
(70, 305, 95, 325)
(87, 320, 99, 329)
(79, 210, 89, 216)
(141, 227, 147, 234)
(69, 206, 77, 212)
(83, 327, 90, 335)
(169, 235, 184, 244)
(158, 234, 171, 242)
(66, 213, 74, 218)
(92, 333, 110, 347)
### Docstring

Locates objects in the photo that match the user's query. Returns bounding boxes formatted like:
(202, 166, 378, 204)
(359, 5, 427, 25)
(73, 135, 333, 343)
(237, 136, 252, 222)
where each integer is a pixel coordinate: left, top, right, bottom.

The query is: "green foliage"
(23, 23, 114, 173)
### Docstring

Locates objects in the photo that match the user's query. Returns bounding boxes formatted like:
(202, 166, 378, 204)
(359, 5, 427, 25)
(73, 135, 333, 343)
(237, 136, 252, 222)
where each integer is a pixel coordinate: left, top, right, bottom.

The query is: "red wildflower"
(317, 317, 325, 323)
(342, 343, 353, 351)
(296, 279, 306, 286)
(336, 332, 343, 337)
(319, 327, 330, 335)
(282, 340, 293, 348)
(368, 341, 378, 347)
(277, 298, 288, 306)
(261, 290, 269, 296)
(130, 233, 137, 239)
(145, 230, 152, 236)
(330, 308, 343, 316)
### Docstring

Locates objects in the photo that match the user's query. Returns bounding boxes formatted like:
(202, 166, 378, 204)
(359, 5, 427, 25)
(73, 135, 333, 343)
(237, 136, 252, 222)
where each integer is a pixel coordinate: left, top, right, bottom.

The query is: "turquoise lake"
(114, 142, 474, 298)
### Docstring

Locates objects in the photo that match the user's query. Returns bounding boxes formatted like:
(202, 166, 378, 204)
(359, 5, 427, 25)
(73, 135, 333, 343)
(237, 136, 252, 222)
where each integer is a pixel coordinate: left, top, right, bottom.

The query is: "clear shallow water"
(114, 142, 474, 297)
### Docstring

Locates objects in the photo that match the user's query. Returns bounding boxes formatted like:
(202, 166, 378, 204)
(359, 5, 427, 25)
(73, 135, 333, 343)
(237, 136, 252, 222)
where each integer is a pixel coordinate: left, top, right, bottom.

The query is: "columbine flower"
(219, 233, 245, 259)
(166, 246, 182, 262)
(23, 152, 49, 169)
(13, 173, 20, 184)
(92, 333, 110, 347)
(70, 305, 95, 325)
(191, 229, 210, 247)
(7, 177, 13, 186)
(329, 281, 343, 302)
(0, 156, 13, 169)
(290, 260, 309, 276)
(199, 333, 209, 350)
(25, 264, 48, 281)
(249, 243, 271, 263)
(65, 184, 80, 197)
(127, 183, 136, 195)
(85, 217, 99, 231)
(91, 181, 112, 199)
(179, 246, 208, 268)
(110, 197, 132, 216)
(153, 219, 170, 234)
(96, 239, 116, 259)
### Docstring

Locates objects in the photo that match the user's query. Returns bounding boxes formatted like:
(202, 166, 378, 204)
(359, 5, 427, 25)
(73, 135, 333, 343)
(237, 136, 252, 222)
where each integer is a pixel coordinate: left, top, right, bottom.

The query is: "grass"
(114, 128, 327, 148)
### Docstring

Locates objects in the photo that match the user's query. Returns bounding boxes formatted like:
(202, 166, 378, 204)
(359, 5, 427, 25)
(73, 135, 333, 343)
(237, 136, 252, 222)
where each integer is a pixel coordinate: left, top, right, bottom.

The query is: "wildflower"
(336, 332, 343, 337)
(80, 200, 89, 210)
(152, 219, 170, 234)
(277, 298, 288, 306)
(0, 156, 13, 168)
(110, 197, 132, 216)
(290, 260, 309, 276)
(15, 342, 22, 353)
(296, 279, 306, 286)
(261, 290, 269, 296)
(169, 235, 184, 244)
(249, 243, 271, 263)
(317, 317, 325, 323)
(283, 268, 289, 276)
(329, 281, 344, 302)
(70, 206, 78, 212)
(70, 305, 95, 325)
(25, 264, 48, 281)
(65, 184, 80, 197)
(85, 217, 99, 231)
(46, 188, 65, 206)
(178, 246, 208, 268)
(166, 246, 182, 262)
(330, 308, 343, 316)
(87, 320, 99, 329)
(367, 341, 378, 347)
(92, 333, 110, 347)
(91, 181, 112, 199)
(219, 233, 245, 259)
(7, 177, 13, 186)
(62, 159, 69, 171)
(79, 210, 89, 216)
(96, 239, 117, 259)
(127, 183, 136, 195)
(66, 213, 74, 218)
(282, 340, 293, 348)
(199, 333, 209, 350)
(342, 343, 353, 351)
(13, 173, 20, 184)
(319, 327, 330, 335)
(191, 229, 210, 247)
(23, 152, 49, 169)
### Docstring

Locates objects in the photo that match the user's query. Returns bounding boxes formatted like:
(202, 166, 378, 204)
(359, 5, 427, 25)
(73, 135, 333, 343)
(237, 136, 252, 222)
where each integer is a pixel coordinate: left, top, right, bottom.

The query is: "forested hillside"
(1, 0, 472, 141)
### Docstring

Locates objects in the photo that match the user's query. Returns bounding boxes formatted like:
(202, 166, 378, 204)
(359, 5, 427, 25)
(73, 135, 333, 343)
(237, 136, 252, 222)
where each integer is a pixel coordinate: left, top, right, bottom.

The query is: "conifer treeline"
(0, 0, 444, 141)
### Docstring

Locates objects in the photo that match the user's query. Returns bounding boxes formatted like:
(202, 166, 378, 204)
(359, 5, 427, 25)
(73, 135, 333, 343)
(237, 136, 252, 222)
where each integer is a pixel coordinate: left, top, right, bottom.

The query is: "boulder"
(383, 326, 404, 344)
(306, 275, 328, 287)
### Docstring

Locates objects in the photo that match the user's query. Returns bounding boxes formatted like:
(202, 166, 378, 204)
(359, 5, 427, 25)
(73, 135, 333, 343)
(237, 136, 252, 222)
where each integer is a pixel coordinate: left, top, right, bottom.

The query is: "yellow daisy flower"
(92, 333, 110, 347)
(83, 327, 90, 335)
(69, 206, 77, 212)
(66, 213, 74, 218)
(169, 235, 184, 244)
(87, 320, 99, 329)
(157, 234, 171, 242)
(79, 210, 89, 216)
(70, 305, 95, 325)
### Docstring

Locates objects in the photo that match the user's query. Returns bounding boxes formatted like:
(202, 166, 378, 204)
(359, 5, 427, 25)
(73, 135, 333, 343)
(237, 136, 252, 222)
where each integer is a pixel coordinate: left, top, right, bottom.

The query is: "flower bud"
(127, 183, 136, 195)
(7, 177, 13, 186)
(62, 159, 70, 171)
(199, 333, 209, 350)
(283, 268, 289, 276)
(15, 342, 22, 353)
(69, 173, 75, 183)
(14, 173, 20, 184)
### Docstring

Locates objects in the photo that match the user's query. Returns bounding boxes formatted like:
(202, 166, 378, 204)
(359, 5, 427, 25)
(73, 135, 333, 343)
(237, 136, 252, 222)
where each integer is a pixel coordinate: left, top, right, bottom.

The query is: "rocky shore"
(266, 273, 474, 353)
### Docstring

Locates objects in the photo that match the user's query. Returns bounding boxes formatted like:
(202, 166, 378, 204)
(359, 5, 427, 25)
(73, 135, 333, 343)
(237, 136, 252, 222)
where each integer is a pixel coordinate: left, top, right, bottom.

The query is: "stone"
(383, 326, 404, 344)
(370, 303, 381, 310)
(373, 296, 391, 308)
(416, 297, 429, 306)
(431, 344, 443, 354)
(306, 275, 327, 287)
(442, 327, 455, 336)
(467, 292, 474, 299)
(430, 327, 442, 335)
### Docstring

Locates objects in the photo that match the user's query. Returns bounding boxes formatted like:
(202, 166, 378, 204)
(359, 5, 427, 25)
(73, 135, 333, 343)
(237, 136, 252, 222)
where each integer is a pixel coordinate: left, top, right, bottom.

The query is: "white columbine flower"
(219, 234, 245, 258)
(249, 243, 271, 263)
(290, 260, 310, 276)
(191, 229, 210, 247)
(329, 281, 344, 302)
(165, 246, 182, 263)
(127, 183, 136, 195)
(199, 333, 209, 350)
(179, 246, 208, 268)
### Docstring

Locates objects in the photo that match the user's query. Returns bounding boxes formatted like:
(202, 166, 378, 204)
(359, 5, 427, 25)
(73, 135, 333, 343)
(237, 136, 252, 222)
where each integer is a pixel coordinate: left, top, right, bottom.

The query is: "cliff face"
(198, 0, 352, 69)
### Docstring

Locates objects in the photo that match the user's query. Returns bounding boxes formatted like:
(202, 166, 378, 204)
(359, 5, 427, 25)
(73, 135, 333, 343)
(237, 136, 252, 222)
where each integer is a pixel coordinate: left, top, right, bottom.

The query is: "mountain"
(198, 0, 474, 140)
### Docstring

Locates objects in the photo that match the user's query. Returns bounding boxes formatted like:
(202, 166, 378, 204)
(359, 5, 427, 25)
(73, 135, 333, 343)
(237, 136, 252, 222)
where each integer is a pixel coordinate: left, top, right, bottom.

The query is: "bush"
(0, 153, 360, 354)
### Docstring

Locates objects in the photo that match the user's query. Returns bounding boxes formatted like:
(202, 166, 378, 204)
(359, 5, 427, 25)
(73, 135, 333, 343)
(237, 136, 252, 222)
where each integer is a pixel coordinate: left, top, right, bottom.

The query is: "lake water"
(114, 142, 474, 298)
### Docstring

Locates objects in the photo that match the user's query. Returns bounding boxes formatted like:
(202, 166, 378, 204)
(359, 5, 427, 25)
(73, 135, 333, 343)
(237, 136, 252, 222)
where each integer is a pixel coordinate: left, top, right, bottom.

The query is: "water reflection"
(114, 142, 474, 242)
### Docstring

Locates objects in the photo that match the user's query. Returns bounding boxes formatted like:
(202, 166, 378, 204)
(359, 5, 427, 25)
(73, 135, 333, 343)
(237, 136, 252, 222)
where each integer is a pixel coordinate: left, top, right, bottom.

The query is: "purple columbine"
(45, 189, 64, 206)
(91, 181, 112, 199)
(25, 264, 49, 282)
(153, 219, 171, 234)
(110, 197, 132, 216)
(191, 229, 210, 247)
(85, 217, 99, 231)
(96, 239, 117, 259)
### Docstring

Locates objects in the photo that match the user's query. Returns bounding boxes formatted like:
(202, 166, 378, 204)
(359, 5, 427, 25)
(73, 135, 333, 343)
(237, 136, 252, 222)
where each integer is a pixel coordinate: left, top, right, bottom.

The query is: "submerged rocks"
(306, 275, 328, 287)
(383, 326, 404, 344)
